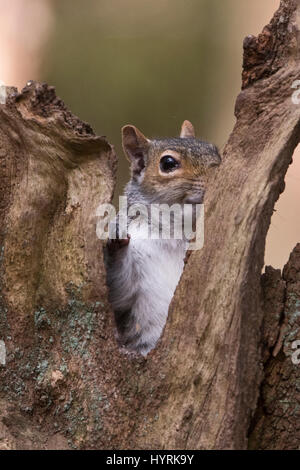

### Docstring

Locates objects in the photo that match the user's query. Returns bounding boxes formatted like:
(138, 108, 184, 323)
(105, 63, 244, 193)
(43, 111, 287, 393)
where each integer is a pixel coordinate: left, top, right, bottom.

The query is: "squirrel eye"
(160, 155, 180, 173)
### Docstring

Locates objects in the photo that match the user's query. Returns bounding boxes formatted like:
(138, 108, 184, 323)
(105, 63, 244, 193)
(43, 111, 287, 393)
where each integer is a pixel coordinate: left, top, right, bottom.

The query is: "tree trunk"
(0, 0, 300, 450)
(249, 244, 300, 449)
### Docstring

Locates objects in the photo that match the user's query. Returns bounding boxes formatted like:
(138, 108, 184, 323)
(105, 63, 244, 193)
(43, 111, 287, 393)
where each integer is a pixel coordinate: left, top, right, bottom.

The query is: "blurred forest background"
(0, 0, 299, 269)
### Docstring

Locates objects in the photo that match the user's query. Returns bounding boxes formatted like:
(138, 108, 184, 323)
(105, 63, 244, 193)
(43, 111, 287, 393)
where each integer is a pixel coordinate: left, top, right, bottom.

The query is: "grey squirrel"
(105, 121, 221, 355)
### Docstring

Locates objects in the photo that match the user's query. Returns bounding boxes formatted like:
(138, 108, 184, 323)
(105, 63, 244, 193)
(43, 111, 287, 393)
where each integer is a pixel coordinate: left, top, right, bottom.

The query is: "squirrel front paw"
(107, 234, 130, 253)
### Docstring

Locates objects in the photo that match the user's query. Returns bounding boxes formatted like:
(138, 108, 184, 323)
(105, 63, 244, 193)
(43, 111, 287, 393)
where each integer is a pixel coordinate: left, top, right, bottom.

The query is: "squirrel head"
(122, 120, 221, 205)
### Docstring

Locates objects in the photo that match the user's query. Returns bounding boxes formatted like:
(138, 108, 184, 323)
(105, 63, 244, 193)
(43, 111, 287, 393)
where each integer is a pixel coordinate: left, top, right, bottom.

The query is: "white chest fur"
(117, 221, 187, 354)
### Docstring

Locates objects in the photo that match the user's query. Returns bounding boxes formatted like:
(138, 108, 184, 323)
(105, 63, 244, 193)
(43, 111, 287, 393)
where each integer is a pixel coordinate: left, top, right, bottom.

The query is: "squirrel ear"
(180, 120, 195, 138)
(122, 125, 149, 176)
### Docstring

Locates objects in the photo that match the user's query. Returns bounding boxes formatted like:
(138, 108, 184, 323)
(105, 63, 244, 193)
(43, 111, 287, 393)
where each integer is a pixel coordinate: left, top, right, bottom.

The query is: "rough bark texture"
(0, 0, 300, 450)
(0, 82, 118, 449)
(249, 244, 300, 449)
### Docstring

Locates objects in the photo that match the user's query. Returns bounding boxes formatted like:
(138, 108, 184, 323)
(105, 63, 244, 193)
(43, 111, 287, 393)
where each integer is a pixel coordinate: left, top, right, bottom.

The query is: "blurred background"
(0, 0, 298, 269)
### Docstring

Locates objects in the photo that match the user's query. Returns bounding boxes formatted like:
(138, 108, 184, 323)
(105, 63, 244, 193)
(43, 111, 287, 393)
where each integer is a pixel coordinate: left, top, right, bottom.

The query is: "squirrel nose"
(184, 193, 205, 204)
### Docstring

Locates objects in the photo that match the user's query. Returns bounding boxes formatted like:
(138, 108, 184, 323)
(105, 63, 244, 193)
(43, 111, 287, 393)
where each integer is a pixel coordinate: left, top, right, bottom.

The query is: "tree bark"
(249, 244, 300, 449)
(0, 0, 300, 450)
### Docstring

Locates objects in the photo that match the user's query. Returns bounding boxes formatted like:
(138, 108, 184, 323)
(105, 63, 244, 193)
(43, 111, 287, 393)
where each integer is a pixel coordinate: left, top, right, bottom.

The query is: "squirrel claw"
(107, 234, 130, 253)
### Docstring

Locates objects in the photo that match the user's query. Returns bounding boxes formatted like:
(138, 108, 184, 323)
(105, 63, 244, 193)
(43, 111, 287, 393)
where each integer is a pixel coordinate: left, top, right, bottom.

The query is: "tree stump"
(0, 0, 300, 450)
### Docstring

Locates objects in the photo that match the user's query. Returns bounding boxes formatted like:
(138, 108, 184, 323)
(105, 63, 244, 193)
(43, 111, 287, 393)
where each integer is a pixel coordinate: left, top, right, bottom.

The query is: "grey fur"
(105, 129, 220, 355)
